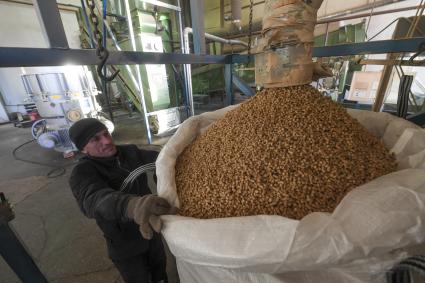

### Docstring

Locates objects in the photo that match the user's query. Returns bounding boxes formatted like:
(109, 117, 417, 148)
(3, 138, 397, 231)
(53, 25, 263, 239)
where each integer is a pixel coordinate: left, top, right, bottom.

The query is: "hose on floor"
(12, 139, 76, 178)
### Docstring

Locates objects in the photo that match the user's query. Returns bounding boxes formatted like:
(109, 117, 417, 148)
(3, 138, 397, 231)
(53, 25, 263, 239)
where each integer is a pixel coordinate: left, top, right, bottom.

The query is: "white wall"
(57, 0, 83, 6)
(0, 1, 82, 116)
(318, 0, 374, 18)
(0, 97, 8, 123)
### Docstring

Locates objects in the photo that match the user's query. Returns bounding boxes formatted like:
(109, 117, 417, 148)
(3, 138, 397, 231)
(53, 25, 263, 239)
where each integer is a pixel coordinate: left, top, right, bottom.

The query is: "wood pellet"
(175, 85, 397, 220)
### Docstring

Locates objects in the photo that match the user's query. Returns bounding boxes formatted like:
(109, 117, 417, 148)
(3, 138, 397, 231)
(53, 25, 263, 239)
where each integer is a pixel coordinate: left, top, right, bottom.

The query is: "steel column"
(1, 192, 47, 283)
(33, 0, 69, 49)
(189, 0, 206, 54)
(0, 222, 48, 283)
(225, 64, 233, 105)
(177, 0, 191, 117)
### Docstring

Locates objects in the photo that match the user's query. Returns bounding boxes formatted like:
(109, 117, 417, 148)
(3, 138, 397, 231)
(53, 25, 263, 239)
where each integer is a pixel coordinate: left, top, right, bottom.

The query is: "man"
(68, 118, 175, 283)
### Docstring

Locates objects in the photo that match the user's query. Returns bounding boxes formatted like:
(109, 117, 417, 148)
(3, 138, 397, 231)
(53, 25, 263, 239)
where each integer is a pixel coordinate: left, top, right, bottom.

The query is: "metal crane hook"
(96, 48, 120, 82)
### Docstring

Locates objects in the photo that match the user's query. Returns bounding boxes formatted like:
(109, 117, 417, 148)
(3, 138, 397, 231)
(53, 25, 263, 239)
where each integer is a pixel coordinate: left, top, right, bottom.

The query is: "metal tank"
(22, 66, 113, 154)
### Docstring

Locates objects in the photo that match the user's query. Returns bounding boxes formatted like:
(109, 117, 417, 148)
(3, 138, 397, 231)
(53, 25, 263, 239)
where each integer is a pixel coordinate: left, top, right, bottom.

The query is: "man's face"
(82, 129, 117, 158)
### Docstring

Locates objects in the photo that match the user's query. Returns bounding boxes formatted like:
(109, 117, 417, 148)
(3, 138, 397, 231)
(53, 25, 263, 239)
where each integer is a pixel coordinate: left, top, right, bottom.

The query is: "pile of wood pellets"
(175, 85, 397, 220)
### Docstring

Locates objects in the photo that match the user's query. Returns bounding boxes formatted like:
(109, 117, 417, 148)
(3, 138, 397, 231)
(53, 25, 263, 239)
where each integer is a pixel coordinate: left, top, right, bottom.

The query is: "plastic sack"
(156, 107, 425, 283)
(260, 0, 321, 48)
(255, 0, 324, 88)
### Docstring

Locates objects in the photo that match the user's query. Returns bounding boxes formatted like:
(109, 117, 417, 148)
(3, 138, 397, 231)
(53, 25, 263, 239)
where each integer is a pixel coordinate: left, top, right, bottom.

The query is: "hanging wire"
(391, 1, 425, 113)
(394, 66, 419, 111)
(406, 0, 425, 37)
(80, 0, 96, 48)
(364, 0, 377, 41)
(367, 18, 400, 42)
(247, 0, 254, 57)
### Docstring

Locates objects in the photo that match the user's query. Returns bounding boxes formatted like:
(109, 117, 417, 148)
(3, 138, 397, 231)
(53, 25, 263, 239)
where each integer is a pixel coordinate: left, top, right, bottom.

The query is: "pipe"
(80, 0, 95, 48)
(177, 0, 191, 118)
(317, 4, 425, 24)
(231, 0, 242, 29)
(184, 27, 248, 50)
(224, 3, 425, 39)
(222, 0, 403, 19)
(183, 27, 248, 116)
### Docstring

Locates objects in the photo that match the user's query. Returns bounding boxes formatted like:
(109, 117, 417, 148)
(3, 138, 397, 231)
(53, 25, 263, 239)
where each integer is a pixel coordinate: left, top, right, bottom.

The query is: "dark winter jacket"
(69, 144, 159, 260)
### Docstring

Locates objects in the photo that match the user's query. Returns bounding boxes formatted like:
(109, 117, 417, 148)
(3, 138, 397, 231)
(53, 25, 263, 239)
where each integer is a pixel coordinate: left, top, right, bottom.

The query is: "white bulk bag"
(156, 107, 425, 283)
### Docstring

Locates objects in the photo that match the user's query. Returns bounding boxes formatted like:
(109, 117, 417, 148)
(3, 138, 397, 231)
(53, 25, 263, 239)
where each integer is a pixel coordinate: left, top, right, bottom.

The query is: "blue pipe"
(102, 0, 107, 49)
(80, 0, 95, 48)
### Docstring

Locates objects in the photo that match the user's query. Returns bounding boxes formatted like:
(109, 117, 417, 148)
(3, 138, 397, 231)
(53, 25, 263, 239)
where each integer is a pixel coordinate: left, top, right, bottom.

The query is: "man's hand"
(126, 195, 177, 239)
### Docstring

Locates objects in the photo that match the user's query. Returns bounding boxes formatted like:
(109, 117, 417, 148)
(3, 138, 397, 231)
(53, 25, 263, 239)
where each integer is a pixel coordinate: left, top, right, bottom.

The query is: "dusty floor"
(0, 112, 179, 283)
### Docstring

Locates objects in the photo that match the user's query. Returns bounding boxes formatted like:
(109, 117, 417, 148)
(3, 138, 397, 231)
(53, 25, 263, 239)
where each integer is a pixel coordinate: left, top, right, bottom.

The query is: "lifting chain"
(247, 0, 254, 57)
(86, 0, 119, 82)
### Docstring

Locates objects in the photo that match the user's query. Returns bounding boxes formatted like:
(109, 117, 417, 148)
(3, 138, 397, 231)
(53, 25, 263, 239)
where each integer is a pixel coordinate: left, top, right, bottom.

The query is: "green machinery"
(314, 22, 365, 95)
(190, 22, 366, 103)
(79, 1, 184, 137)
(111, 6, 180, 112)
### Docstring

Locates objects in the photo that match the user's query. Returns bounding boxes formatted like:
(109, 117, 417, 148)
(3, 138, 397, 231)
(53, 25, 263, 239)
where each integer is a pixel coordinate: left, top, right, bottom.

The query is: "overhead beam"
(1, 38, 425, 67)
(312, 37, 425, 57)
(0, 48, 231, 67)
(359, 59, 422, 66)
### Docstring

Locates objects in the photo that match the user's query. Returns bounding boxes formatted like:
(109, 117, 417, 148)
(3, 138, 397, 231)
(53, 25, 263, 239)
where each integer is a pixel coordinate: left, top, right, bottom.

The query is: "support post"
(0, 192, 48, 283)
(372, 53, 397, 112)
(33, 0, 69, 49)
(225, 64, 233, 105)
(0, 223, 48, 283)
(189, 0, 206, 54)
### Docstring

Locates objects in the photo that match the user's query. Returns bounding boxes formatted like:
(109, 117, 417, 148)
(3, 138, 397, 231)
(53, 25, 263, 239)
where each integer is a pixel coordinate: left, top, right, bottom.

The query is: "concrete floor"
(0, 112, 179, 283)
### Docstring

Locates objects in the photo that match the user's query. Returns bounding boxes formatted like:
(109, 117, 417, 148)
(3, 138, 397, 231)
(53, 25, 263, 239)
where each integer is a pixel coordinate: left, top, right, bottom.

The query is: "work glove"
(126, 195, 176, 240)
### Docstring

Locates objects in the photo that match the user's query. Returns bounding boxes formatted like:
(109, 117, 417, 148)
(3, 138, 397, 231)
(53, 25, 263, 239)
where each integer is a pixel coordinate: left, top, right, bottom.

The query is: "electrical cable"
(364, 0, 377, 40)
(368, 3, 425, 111)
(406, 0, 425, 38)
(12, 139, 77, 179)
(120, 163, 156, 192)
(367, 18, 399, 42)
(367, 17, 425, 42)
(392, 1, 425, 113)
